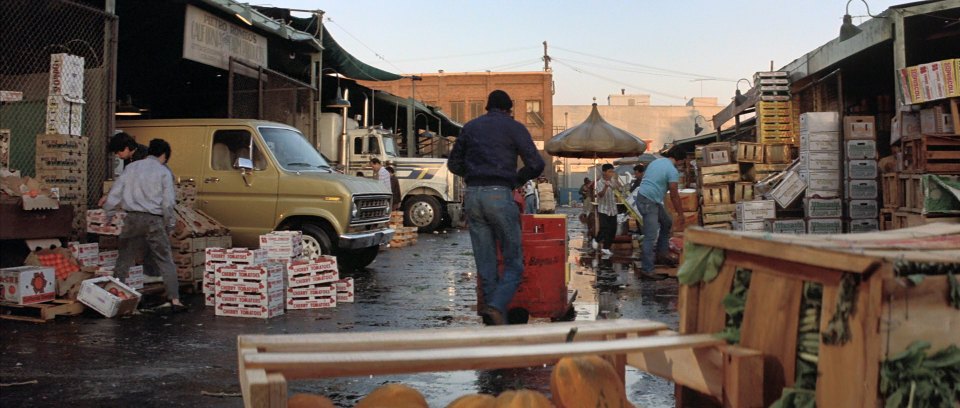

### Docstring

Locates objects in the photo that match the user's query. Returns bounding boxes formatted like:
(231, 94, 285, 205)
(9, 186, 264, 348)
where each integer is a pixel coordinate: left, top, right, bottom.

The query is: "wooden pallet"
(901, 134, 960, 174)
(0, 299, 85, 323)
(236, 319, 758, 408)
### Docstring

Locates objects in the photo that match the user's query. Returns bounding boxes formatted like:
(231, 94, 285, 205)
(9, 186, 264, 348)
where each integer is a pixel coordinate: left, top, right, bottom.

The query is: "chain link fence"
(0, 0, 115, 213)
(228, 58, 315, 140)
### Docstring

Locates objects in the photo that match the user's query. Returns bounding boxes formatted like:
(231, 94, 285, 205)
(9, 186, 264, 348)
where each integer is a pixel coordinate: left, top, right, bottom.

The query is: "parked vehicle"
(117, 119, 393, 270)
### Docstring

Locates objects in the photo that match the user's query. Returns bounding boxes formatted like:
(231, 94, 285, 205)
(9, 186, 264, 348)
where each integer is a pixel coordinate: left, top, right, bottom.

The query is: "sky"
(269, 0, 905, 106)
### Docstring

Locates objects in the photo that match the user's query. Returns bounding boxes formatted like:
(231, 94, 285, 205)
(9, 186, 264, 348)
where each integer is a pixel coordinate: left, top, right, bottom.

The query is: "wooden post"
(722, 346, 764, 408)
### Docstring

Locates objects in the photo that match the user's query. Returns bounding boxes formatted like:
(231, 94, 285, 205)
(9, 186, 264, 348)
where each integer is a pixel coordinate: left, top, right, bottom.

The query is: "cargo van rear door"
(199, 127, 278, 246)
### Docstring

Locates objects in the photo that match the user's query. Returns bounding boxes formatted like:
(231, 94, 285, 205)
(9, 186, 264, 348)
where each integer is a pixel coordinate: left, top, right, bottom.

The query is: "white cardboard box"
(44, 95, 83, 136)
(799, 170, 841, 192)
(225, 248, 268, 264)
(48, 53, 85, 101)
(68, 242, 99, 267)
(848, 200, 879, 219)
(732, 220, 766, 232)
(288, 270, 339, 288)
(98, 250, 118, 267)
(287, 284, 336, 298)
(800, 151, 841, 171)
(807, 218, 843, 234)
(215, 276, 284, 294)
(804, 198, 843, 219)
(765, 219, 806, 234)
(847, 160, 878, 180)
(846, 180, 879, 200)
(800, 112, 840, 133)
(847, 219, 880, 233)
(769, 171, 806, 208)
(259, 231, 303, 247)
(287, 295, 337, 310)
(77, 276, 141, 317)
(216, 303, 284, 319)
(336, 291, 355, 303)
(216, 289, 284, 308)
(334, 277, 354, 294)
(845, 140, 877, 160)
(216, 263, 283, 281)
(800, 132, 841, 152)
(0, 266, 56, 305)
(736, 200, 776, 221)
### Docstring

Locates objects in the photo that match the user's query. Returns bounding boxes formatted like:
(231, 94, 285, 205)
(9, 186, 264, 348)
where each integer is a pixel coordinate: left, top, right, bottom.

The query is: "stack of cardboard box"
(843, 116, 880, 232)
(285, 256, 339, 310)
(39, 53, 86, 231)
(212, 248, 285, 319)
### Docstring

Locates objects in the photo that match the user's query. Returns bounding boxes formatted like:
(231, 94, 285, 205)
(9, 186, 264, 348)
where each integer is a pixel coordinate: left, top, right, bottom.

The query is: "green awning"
(321, 26, 403, 82)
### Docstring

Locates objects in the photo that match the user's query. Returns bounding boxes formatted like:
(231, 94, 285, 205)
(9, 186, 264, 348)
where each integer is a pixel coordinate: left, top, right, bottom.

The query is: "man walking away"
(635, 148, 686, 276)
(386, 165, 401, 211)
(448, 90, 544, 325)
(103, 139, 185, 311)
(370, 157, 390, 190)
(594, 164, 621, 256)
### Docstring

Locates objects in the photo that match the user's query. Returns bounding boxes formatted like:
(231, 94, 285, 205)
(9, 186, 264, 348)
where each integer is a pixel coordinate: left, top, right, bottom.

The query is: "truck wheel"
(339, 246, 379, 271)
(298, 222, 333, 259)
(404, 195, 442, 233)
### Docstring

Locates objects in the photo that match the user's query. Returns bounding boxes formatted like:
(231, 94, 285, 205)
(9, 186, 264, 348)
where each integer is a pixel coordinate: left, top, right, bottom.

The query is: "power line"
(469, 58, 543, 72)
(552, 45, 737, 81)
(553, 59, 687, 102)
(325, 17, 405, 73)
(553, 55, 738, 82)
(391, 46, 540, 63)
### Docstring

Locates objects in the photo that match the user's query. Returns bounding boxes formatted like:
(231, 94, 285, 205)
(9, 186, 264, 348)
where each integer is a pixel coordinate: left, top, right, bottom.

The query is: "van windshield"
(259, 127, 332, 172)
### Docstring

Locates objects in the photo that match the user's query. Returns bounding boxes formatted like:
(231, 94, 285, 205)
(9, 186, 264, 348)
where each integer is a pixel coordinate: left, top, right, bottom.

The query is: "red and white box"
(334, 277, 354, 293)
(287, 284, 335, 298)
(0, 266, 56, 305)
(68, 242, 99, 267)
(216, 289, 284, 308)
(260, 231, 303, 246)
(288, 270, 338, 288)
(287, 295, 336, 310)
(49, 53, 85, 100)
(204, 247, 229, 263)
(202, 278, 216, 306)
(264, 245, 303, 259)
(225, 248, 268, 265)
(215, 275, 284, 294)
(98, 250, 118, 267)
(217, 263, 284, 281)
(86, 209, 125, 236)
(336, 291, 354, 303)
(215, 302, 284, 319)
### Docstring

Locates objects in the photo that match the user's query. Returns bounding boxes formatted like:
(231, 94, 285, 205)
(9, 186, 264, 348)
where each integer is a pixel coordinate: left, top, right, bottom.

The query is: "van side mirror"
(237, 158, 254, 170)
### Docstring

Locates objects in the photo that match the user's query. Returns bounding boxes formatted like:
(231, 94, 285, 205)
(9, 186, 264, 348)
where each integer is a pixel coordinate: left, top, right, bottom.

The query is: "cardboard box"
(919, 106, 954, 134)
(215, 302, 284, 319)
(846, 180, 879, 200)
(891, 111, 921, 143)
(288, 270, 339, 288)
(216, 289, 284, 308)
(0, 266, 56, 305)
(842, 116, 876, 140)
(216, 263, 283, 281)
(44, 95, 83, 136)
(286, 295, 337, 310)
(848, 160, 878, 180)
(807, 218, 843, 234)
(847, 219, 880, 233)
(918, 62, 946, 102)
(764, 219, 806, 234)
(336, 291, 355, 303)
(799, 112, 840, 133)
(36, 150, 86, 171)
(846, 140, 877, 160)
(800, 131, 841, 152)
(77, 277, 141, 317)
(48, 53, 84, 100)
(225, 248, 268, 264)
(264, 245, 303, 259)
(769, 171, 806, 208)
(800, 151, 841, 171)
(259, 231, 303, 247)
(205, 247, 228, 262)
(35, 169, 86, 187)
(334, 277, 354, 294)
(736, 200, 776, 222)
(287, 284, 336, 298)
(732, 220, 766, 232)
(804, 198, 843, 218)
(901, 66, 923, 104)
(848, 200, 879, 219)
(215, 276, 284, 294)
(943, 59, 959, 98)
(86, 209, 125, 225)
(68, 242, 99, 267)
(98, 250, 118, 267)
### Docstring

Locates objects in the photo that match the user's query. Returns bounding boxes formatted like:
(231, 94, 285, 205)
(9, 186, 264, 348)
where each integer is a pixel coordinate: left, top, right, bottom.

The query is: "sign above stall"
(182, 4, 267, 76)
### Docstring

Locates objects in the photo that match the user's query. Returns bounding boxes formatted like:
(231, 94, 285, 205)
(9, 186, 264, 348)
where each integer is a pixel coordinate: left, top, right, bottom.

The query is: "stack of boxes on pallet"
(756, 71, 796, 146)
(799, 113, 843, 234)
(844, 116, 880, 232)
(211, 248, 286, 319)
(38, 54, 86, 232)
(697, 142, 738, 230)
(388, 211, 418, 248)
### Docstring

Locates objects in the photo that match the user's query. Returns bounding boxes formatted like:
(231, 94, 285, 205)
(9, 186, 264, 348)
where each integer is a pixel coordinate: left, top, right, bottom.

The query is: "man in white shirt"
(594, 163, 621, 256)
(370, 157, 390, 190)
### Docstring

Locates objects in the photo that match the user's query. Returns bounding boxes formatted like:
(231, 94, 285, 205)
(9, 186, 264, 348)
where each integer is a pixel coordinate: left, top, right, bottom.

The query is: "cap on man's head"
(485, 90, 513, 112)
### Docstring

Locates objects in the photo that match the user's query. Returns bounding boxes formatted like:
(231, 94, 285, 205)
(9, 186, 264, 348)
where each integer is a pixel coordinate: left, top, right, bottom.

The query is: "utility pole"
(406, 75, 422, 157)
(542, 41, 551, 72)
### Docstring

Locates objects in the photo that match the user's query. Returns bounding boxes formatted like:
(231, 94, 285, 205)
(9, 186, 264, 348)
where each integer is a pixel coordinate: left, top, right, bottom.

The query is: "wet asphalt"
(0, 207, 679, 407)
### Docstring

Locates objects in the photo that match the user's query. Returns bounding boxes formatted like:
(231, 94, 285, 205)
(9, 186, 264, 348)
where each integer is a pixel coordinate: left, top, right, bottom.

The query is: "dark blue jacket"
(448, 111, 545, 188)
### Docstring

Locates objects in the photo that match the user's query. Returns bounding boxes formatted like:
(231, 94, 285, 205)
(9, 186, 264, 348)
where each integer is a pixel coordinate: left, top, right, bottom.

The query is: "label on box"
(799, 171, 841, 192)
(733, 220, 766, 232)
(216, 290, 284, 307)
(336, 291, 355, 303)
(287, 284, 335, 298)
(0, 266, 56, 305)
(846, 180, 878, 200)
(770, 171, 806, 208)
(804, 198, 843, 218)
(807, 218, 843, 234)
(799, 112, 840, 133)
(848, 200, 879, 219)
(801, 151, 840, 171)
(845, 140, 877, 160)
(735, 200, 776, 221)
(847, 160, 878, 180)
(216, 263, 283, 281)
(205, 248, 228, 262)
(847, 219, 879, 233)
(49, 53, 84, 100)
(225, 248, 268, 264)
(288, 270, 339, 288)
(216, 303, 284, 319)
(205, 260, 230, 273)
(765, 219, 806, 234)
(215, 276, 284, 294)
(334, 277, 354, 293)
(286, 296, 337, 310)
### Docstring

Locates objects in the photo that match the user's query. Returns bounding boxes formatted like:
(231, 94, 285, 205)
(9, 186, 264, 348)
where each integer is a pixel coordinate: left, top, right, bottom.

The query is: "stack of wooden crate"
(387, 211, 418, 248)
(697, 142, 738, 230)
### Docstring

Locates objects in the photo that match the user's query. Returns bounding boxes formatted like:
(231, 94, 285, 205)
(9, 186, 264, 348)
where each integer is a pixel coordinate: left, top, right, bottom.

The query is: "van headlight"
(351, 201, 358, 219)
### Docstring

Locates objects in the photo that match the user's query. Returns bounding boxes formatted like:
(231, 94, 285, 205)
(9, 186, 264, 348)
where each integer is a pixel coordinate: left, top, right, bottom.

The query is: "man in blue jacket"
(449, 90, 544, 325)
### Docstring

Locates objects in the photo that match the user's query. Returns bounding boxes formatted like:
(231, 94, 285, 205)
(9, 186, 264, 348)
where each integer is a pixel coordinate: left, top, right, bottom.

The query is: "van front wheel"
(299, 222, 333, 259)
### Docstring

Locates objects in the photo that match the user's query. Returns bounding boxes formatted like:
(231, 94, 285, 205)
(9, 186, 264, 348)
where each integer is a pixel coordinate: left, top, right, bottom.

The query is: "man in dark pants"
(635, 148, 686, 275)
(104, 139, 184, 310)
(385, 165, 401, 211)
(594, 163, 621, 256)
(448, 90, 544, 325)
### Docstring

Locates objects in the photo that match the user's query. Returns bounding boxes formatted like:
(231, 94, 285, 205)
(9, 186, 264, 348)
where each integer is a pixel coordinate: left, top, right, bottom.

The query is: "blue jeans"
(466, 186, 523, 314)
(636, 194, 672, 273)
(524, 194, 537, 214)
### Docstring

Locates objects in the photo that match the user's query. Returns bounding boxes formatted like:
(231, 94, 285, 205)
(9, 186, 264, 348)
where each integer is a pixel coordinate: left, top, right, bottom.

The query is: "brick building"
(359, 71, 554, 144)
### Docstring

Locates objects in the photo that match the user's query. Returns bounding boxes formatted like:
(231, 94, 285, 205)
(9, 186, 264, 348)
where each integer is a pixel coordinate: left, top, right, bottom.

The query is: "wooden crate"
(763, 144, 793, 164)
(699, 142, 734, 167)
(892, 211, 960, 229)
(901, 134, 960, 174)
(750, 163, 791, 182)
(735, 142, 764, 163)
(701, 184, 732, 205)
(681, 225, 960, 407)
(880, 208, 894, 231)
(881, 173, 900, 209)
(700, 164, 740, 185)
(236, 319, 759, 408)
(898, 173, 960, 215)
(701, 203, 736, 224)
(733, 182, 754, 203)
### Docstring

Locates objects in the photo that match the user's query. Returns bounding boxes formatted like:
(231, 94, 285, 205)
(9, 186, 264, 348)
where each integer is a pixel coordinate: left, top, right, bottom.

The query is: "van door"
(199, 127, 279, 247)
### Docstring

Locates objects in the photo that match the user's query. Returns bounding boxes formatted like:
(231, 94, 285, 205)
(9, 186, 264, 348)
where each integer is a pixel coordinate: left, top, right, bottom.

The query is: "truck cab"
(117, 119, 393, 270)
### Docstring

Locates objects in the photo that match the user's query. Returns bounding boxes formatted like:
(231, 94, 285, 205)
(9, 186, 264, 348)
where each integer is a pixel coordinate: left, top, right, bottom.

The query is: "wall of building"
(359, 71, 554, 143)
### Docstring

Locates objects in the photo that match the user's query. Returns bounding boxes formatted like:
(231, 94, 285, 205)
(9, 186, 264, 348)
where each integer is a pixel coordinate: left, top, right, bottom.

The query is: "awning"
(321, 26, 403, 82)
(669, 117, 758, 152)
(374, 91, 462, 136)
(199, 0, 323, 51)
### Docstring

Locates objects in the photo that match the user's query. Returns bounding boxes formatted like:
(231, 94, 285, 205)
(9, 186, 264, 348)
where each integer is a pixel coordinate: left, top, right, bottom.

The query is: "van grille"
(352, 194, 391, 225)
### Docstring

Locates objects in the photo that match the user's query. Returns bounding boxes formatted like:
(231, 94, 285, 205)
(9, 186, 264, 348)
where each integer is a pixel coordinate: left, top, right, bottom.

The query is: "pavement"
(0, 207, 679, 407)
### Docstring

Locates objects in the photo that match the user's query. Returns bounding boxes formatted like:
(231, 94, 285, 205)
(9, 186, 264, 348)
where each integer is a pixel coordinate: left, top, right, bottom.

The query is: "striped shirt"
(594, 177, 621, 216)
(103, 156, 176, 229)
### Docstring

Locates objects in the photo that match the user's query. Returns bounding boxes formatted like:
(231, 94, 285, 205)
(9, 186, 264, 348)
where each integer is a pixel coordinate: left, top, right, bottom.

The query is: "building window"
(525, 100, 543, 127)
(450, 101, 465, 123)
(469, 100, 484, 121)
